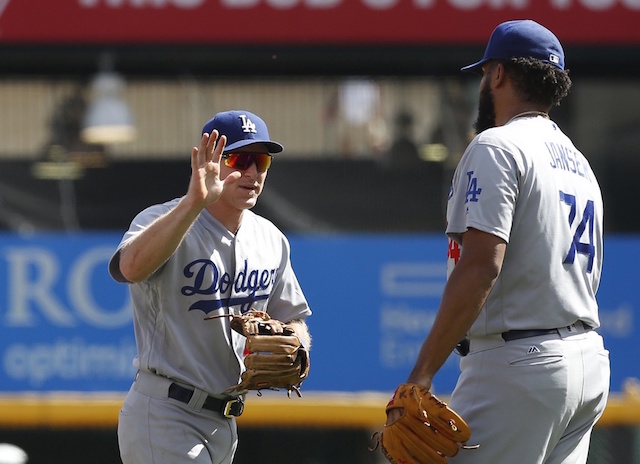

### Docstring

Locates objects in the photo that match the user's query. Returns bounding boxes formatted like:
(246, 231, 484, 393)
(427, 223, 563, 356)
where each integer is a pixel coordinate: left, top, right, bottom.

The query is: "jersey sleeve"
(108, 203, 172, 283)
(446, 138, 520, 244)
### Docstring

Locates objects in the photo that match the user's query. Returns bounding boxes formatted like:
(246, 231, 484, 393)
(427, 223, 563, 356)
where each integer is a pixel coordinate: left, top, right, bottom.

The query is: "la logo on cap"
(201, 110, 285, 154)
(239, 114, 257, 134)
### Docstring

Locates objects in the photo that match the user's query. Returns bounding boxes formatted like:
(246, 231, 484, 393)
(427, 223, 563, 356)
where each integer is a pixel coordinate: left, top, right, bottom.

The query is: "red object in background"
(0, 0, 638, 45)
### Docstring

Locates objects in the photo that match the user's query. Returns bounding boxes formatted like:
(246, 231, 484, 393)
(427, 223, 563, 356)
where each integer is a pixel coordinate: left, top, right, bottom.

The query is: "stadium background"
(0, 1, 639, 463)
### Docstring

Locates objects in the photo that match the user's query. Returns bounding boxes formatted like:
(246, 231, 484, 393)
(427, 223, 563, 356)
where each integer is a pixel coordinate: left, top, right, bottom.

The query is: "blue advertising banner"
(0, 233, 134, 392)
(0, 233, 637, 394)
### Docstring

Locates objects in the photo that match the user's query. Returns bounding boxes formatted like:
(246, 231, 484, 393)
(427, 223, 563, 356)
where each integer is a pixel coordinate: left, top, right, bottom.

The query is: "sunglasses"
(222, 152, 272, 172)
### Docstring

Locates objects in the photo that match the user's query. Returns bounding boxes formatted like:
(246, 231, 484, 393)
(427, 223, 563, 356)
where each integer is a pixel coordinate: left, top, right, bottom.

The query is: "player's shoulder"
(244, 210, 287, 237)
(243, 211, 293, 252)
(142, 197, 180, 213)
(466, 122, 542, 167)
(472, 124, 521, 149)
(461, 129, 514, 167)
(131, 198, 180, 226)
(477, 117, 565, 147)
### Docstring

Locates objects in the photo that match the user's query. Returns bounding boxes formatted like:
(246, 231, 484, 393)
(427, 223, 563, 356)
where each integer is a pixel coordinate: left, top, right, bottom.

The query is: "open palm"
(188, 130, 241, 207)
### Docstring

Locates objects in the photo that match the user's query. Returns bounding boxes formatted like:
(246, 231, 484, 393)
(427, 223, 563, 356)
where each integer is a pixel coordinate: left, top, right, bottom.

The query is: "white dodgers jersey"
(110, 201, 311, 394)
(446, 115, 603, 337)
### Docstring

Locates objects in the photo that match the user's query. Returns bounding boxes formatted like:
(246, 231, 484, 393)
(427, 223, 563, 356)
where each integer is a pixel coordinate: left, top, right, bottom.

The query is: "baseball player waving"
(109, 110, 312, 464)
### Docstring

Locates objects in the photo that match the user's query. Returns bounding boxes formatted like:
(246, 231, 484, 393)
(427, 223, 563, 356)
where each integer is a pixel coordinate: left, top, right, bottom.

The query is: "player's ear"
(491, 62, 508, 88)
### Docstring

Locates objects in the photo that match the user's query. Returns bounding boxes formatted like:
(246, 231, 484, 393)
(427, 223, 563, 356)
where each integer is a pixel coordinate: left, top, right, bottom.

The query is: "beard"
(473, 79, 496, 134)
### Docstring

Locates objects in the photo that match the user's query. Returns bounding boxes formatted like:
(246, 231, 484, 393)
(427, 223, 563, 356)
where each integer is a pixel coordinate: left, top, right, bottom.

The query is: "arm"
(116, 130, 240, 283)
(380, 230, 496, 464)
(407, 227, 506, 389)
(286, 319, 312, 351)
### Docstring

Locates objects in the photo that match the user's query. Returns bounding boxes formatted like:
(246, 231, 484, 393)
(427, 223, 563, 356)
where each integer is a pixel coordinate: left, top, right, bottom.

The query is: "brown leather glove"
(209, 309, 309, 397)
(372, 383, 477, 463)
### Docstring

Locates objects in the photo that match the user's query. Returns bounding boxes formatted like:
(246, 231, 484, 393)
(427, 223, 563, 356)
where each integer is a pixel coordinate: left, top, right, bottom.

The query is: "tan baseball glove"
(207, 309, 309, 397)
(371, 383, 478, 464)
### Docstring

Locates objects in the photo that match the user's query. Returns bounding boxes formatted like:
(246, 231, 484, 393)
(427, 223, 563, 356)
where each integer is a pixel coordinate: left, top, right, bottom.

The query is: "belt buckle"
(223, 398, 244, 418)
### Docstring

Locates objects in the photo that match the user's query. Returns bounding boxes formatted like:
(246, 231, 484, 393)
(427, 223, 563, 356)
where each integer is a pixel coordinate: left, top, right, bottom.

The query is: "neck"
(494, 88, 549, 126)
(503, 110, 549, 125)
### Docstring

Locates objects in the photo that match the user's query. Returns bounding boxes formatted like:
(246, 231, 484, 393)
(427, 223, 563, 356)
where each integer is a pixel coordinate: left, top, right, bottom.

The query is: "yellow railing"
(1, 381, 639, 430)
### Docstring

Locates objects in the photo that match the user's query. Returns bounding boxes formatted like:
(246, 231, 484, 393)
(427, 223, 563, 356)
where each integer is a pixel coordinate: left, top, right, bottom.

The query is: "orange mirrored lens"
(223, 153, 272, 172)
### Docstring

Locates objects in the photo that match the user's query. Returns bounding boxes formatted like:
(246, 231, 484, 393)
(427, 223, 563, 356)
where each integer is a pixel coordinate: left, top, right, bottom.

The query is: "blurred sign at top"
(0, 0, 639, 45)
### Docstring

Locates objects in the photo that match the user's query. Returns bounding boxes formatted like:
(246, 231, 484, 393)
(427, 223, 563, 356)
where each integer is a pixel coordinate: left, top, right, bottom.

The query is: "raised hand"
(188, 130, 241, 208)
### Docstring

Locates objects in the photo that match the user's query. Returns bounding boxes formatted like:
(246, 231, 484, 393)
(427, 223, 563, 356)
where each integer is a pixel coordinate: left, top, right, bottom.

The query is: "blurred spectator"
(379, 109, 421, 169)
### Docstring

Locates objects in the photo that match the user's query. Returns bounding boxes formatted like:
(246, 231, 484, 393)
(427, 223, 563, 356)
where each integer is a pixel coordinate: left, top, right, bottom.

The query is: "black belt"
(168, 383, 244, 417)
(501, 328, 560, 342)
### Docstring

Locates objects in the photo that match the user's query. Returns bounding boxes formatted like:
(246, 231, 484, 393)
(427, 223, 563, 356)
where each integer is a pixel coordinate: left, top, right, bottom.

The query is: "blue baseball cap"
(201, 110, 284, 154)
(461, 20, 564, 74)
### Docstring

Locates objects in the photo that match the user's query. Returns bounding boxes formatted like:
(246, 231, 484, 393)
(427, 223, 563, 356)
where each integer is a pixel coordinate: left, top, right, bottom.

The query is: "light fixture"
(81, 54, 136, 145)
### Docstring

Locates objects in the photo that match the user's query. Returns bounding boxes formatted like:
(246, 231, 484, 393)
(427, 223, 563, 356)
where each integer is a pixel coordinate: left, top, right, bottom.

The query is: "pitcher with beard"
(384, 20, 610, 464)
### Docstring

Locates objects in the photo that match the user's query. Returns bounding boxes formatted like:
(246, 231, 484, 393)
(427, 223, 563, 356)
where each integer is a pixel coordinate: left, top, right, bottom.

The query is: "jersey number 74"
(559, 191, 595, 273)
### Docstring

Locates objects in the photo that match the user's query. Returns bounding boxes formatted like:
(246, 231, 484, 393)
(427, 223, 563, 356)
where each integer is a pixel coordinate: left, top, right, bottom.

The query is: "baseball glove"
(206, 310, 309, 397)
(371, 383, 477, 464)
